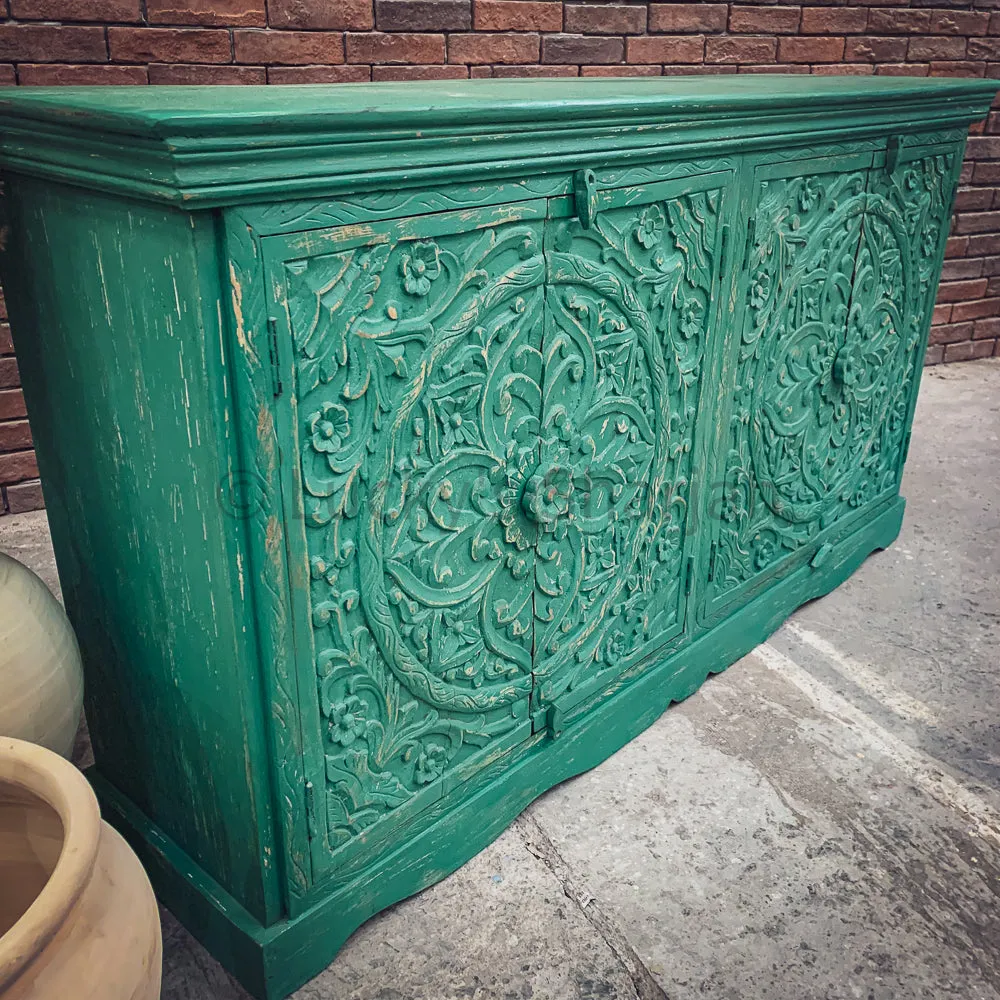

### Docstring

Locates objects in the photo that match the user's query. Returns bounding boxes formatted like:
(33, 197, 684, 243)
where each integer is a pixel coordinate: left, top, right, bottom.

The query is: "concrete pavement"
(2, 358, 998, 1000)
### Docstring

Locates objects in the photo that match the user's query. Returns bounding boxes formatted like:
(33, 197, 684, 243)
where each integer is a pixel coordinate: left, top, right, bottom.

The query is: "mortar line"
(755, 642, 1000, 848)
(514, 811, 671, 1000)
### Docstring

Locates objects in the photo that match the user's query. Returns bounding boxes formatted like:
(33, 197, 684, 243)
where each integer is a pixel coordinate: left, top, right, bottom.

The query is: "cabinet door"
(533, 168, 732, 721)
(702, 144, 958, 622)
(264, 202, 545, 886)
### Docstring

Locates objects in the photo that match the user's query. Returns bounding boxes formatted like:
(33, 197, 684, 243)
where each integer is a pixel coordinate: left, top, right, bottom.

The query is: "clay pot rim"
(0, 736, 101, 991)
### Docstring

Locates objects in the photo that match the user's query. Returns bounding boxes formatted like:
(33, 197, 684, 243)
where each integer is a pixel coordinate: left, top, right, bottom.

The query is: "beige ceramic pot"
(0, 737, 162, 1000)
(0, 552, 84, 757)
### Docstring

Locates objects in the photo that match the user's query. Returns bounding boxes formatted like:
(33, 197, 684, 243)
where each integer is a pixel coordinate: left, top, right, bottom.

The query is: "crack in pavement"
(514, 810, 670, 1000)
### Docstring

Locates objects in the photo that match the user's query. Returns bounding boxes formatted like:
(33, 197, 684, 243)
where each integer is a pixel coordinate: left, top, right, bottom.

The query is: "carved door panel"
(264, 202, 546, 887)
(702, 144, 958, 622)
(532, 170, 732, 722)
(851, 142, 962, 497)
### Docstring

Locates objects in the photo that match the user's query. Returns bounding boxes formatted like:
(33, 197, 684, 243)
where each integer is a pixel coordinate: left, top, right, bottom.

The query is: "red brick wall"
(0, 0, 998, 514)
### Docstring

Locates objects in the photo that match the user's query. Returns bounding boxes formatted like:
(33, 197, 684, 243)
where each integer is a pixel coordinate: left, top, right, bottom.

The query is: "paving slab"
(0, 359, 997, 1000)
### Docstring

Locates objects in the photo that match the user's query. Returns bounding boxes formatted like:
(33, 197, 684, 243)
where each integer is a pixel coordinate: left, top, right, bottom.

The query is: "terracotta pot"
(0, 552, 84, 757)
(0, 737, 162, 1000)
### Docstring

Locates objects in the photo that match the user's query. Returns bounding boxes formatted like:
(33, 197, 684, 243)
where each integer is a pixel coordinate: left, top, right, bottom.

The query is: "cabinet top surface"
(0, 77, 994, 134)
(0, 77, 993, 207)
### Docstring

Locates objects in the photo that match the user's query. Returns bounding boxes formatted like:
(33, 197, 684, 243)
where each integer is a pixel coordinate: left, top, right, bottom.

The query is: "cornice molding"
(0, 78, 994, 207)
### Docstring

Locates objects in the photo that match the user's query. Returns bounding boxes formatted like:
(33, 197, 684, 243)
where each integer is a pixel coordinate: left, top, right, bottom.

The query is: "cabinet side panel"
(0, 177, 279, 923)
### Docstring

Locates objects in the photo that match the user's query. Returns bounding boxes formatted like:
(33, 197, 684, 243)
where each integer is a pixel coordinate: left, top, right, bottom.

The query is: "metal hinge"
(886, 135, 901, 175)
(573, 168, 598, 229)
(684, 555, 695, 596)
(266, 316, 283, 398)
(304, 780, 318, 840)
(717, 224, 731, 289)
(743, 216, 756, 268)
(707, 542, 718, 583)
(546, 702, 564, 739)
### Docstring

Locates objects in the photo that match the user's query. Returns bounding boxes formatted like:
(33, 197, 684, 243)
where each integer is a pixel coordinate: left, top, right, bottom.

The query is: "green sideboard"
(0, 77, 994, 998)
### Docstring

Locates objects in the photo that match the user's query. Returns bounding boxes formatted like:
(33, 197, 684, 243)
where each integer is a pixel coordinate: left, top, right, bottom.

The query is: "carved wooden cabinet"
(0, 78, 993, 999)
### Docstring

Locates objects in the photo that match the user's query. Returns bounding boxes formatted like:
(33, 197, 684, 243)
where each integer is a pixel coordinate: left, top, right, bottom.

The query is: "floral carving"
(400, 240, 441, 296)
(308, 401, 350, 455)
(635, 205, 665, 248)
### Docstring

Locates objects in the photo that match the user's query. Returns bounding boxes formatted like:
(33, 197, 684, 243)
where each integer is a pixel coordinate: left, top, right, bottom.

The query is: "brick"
(954, 188, 996, 212)
(0, 391, 26, 422)
(10, 0, 141, 20)
(583, 63, 660, 76)
(649, 4, 726, 33)
(945, 235, 968, 258)
(376, 1, 471, 31)
(0, 324, 11, 356)
(0, 450, 38, 485)
(147, 0, 265, 25)
(940, 257, 984, 280)
(0, 66, 13, 85)
(876, 62, 928, 76)
(491, 63, 579, 76)
(812, 63, 874, 75)
(19, 63, 149, 84)
(987, 276, 1000, 296)
(267, 64, 371, 82)
(931, 303, 952, 324)
(936, 277, 989, 301)
(960, 162, 975, 185)
(845, 36, 907, 62)
(0, 420, 30, 453)
(973, 316, 1000, 339)
(951, 297, 1000, 321)
(346, 31, 445, 63)
(923, 344, 944, 365)
(800, 7, 867, 34)
(944, 339, 994, 361)
(955, 212, 1000, 236)
(706, 35, 777, 63)
(730, 6, 800, 34)
(448, 32, 539, 63)
(908, 36, 967, 61)
(469, 65, 492, 77)
(565, 3, 646, 35)
(148, 63, 266, 82)
(929, 61, 985, 78)
(6, 479, 44, 514)
(627, 35, 704, 64)
(967, 234, 1000, 256)
(109, 27, 232, 63)
(0, 25, 107, 63)
(670, 63, 737, 74)
(778, 35, 844, 62)
(868, 9, 931, 33)
(234, 30, 344, 64)
(952, 136, 1000, 160)
(373, 63, 469, 79)
(541, 33, 623, 63)
(929, 10, 990, 36)
(268, 0, 373, 30)
(969, 38, 1000, 61)
(473, 1, 561, 31)
(0, 357, 17, 390)
(928, 321, 974, 344)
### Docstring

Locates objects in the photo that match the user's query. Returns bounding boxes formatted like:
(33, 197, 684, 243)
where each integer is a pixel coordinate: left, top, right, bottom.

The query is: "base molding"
(92, 496, 905, 1000)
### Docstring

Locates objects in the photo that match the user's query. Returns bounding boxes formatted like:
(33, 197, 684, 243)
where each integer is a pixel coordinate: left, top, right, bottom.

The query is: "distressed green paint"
(0, 79, 993, 1000)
